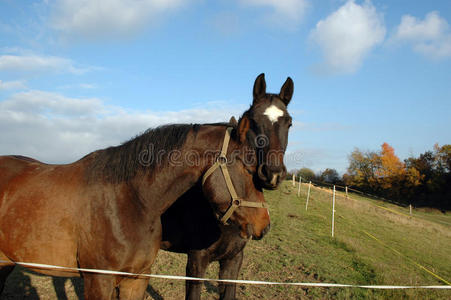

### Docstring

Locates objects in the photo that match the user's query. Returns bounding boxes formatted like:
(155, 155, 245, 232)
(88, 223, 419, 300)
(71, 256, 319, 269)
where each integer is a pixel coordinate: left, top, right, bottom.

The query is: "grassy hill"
(2, 181, 451, 299)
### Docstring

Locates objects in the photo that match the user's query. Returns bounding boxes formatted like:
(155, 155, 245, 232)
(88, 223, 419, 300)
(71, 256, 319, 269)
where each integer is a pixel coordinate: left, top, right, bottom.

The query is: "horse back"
(0, 154, 87, 213)
(0, 156, 44, 199)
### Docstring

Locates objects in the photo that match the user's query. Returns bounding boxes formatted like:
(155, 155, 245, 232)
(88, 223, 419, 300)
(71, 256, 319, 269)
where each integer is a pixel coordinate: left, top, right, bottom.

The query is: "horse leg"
(117, 253, 157, 300)
(185, 250, 210, 300)
(118, 220, 161, 300)
(117, 278, 150, 300)
(83, 274, 117, 300)
(218, 250, 244, 300)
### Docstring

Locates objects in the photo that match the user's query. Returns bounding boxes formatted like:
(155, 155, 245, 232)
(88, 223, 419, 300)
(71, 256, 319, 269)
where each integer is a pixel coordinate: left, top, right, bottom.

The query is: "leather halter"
(202, 127, 269, 225)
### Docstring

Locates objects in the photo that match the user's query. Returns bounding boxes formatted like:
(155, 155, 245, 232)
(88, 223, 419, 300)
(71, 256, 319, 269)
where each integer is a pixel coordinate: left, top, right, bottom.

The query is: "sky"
(0, 0, 450, 174)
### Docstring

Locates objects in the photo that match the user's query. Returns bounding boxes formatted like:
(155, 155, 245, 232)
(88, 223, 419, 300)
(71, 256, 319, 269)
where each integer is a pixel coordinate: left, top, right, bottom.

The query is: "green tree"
(297, 168, 315, 181)
(434, 143, 451, 173)
(346, 148, 379, 191)
(320, 168, 340, 184)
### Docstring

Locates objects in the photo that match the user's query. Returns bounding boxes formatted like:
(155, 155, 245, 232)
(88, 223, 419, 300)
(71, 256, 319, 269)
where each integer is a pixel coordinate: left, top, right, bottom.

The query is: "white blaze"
(263, 105, 284, 124)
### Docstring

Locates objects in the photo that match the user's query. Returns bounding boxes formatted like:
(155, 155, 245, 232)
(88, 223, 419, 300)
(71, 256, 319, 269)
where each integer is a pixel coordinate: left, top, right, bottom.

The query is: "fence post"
(306, 181, 311, 211)
(292, 173, 295, 187)
(332, 185, 336, 237)
(345, 186, 348, 199)
(297, 176, 302, 197)
(409, 204, 412, 216)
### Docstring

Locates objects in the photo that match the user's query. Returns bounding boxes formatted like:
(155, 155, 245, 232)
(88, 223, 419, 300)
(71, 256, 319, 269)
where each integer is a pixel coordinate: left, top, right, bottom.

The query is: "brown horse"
(161, 74, 293, 299)
(0, 120, 270, 299)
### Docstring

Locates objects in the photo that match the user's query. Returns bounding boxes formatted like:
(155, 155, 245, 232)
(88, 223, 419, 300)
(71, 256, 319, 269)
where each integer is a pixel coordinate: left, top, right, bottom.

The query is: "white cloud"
(310, 0, 385, 74)
(240, 0, 309, 26)
(0, 54, 94, 74)
(0, 80, 27, 90)
(392, 11, 451, 59)
(0, 90, 243, 163)
(1, 90, 104, 116)
(395, 11, 448, 41)
(51, 0, 188, 39)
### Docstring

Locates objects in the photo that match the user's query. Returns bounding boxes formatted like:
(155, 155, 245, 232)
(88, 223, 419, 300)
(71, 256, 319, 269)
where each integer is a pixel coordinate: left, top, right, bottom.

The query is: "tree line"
(289, 143, 450, 210)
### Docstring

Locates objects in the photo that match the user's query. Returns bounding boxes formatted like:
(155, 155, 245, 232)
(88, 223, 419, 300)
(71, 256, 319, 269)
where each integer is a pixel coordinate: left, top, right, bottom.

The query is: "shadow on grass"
(2, 267, 168, 300)
(52, 276, 83, 300)
(1, 266, 39, 299)
(204, 281, 218, 294)
(2, 266, 83, 300)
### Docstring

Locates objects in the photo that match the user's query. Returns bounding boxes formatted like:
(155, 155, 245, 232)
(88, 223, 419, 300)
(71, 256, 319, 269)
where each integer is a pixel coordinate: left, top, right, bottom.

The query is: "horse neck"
(132, 125, 238, 214)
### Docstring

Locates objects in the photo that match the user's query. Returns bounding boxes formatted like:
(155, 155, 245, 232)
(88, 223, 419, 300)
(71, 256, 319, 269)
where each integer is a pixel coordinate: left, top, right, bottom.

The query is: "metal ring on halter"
(232, 199, 241, 206)
(216, 155, 227, 165)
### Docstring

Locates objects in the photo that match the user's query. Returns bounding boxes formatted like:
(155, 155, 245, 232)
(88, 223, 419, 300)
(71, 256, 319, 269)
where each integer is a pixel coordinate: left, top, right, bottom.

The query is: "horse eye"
(287, 117, 292, 127)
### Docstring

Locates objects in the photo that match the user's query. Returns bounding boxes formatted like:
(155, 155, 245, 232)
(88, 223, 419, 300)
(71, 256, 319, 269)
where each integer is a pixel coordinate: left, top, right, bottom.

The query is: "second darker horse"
(161, 73, 294, 299)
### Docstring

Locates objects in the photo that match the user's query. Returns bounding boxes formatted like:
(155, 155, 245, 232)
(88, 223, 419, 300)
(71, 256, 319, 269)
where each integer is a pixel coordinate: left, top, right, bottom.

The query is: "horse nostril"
(252, 223, 270, 240)
(258, 164, 268, 181)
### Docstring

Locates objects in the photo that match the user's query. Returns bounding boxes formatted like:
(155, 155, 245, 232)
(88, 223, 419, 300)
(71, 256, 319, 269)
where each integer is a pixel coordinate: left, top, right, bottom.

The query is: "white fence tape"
(1, 260, 450, 290)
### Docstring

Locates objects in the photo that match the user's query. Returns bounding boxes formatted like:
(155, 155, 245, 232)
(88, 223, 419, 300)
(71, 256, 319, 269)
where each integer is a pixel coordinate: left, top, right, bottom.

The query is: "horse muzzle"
(251, 223, 270, 240)
(257, 164, 285, 189)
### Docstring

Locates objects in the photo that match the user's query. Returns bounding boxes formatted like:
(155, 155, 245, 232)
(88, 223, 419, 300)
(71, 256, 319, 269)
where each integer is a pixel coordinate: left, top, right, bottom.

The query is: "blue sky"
(0, 0, 450, 174)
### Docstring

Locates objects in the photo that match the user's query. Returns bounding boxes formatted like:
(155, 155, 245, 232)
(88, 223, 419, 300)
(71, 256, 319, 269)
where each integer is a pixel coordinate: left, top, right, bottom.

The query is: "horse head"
(238, 73, 293, 189)
(201, 127, 270, 240)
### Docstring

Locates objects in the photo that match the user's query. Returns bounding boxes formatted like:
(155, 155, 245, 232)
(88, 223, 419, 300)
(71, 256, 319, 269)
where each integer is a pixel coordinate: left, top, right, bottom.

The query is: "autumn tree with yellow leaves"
(345, 143, 449, 209)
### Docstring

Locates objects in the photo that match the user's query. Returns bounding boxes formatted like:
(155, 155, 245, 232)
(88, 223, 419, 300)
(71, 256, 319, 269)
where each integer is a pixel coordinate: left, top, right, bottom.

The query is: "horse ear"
(253, 73, 266, 104)
(279, 77, 294, 106)
(237, 116, 250, 143)
(229, 116, 238, 126)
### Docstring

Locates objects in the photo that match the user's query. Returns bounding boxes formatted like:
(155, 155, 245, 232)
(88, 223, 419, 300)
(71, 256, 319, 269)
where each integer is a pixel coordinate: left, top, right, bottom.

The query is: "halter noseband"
(202, 127, 269, 225)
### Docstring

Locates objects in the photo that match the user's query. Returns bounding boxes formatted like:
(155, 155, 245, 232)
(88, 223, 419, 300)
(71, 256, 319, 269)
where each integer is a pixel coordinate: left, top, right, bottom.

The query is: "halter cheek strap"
(202, 127, 268, 225)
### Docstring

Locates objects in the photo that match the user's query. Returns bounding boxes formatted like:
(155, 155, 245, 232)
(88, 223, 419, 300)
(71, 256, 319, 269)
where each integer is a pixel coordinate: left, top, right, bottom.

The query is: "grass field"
(2, 181, 451, 299)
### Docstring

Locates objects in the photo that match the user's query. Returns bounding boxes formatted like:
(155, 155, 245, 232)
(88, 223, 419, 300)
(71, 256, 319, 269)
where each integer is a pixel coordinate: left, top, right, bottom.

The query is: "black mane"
(85, 122, 232, 183)
(85, 124, 197, 183)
